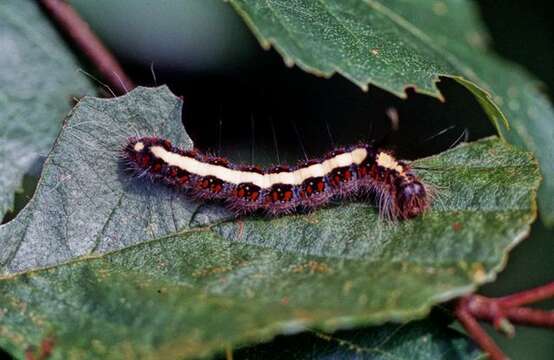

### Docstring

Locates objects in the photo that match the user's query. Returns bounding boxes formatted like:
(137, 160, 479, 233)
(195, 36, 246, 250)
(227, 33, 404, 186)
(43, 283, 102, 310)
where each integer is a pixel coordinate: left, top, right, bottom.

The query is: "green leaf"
(0, 87, 539, 358)
(229, 318, 483, 359)
(227, 0, 554, 225)
(0, 0, 94, 219)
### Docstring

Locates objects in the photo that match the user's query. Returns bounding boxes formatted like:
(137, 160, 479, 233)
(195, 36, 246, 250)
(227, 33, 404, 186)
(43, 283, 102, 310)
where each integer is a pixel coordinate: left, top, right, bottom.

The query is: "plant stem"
(40, 0, 135, 95)
(498, 281, 554, 307)
(504, 307, 554, 328)
(455, 281, 554, 360)
(456, 297, 507, 360)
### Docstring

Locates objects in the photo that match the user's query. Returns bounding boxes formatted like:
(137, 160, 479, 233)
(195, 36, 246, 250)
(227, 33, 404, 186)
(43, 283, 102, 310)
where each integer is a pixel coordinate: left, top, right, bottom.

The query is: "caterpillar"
(123, 136, 430, 219)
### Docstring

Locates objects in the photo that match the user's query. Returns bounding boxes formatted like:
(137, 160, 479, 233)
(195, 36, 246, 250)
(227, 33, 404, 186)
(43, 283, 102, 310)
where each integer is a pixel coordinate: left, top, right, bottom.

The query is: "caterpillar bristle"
(122, 136, 431, 219)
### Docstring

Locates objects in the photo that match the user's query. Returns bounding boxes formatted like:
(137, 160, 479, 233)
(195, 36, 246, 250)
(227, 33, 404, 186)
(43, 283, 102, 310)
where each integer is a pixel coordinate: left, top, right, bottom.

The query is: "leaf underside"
(229, 317, 483, 360)
(0, 0, 94, 219)
(0, 87, 539, 359)
(228, 0, 554, 226)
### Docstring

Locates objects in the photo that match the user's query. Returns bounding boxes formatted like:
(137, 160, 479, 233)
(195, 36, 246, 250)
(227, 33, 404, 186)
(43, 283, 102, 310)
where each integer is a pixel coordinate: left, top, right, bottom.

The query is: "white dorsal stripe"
(376, 152, 404, 174)
(134, 142, 145, 151)
(149, 146, 369, 189)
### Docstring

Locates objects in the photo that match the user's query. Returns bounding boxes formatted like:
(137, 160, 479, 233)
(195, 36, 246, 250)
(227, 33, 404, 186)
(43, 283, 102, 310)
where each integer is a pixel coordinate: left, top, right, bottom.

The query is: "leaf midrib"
(1, 204, 529, 280)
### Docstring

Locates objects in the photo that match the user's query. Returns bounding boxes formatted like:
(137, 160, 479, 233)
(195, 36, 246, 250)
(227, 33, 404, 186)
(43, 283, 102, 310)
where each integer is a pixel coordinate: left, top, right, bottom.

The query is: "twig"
(455, 281, 554, 360)
(455, 298, 506, 360)
(503, 307, 554, 328)
(40, 0, 135, 95)
(498, 281, 554, 307)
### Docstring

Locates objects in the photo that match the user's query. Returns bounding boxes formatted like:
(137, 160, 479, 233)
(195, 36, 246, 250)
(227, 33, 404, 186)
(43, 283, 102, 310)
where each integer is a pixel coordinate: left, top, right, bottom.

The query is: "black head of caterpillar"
(396, 174, 429, 219)
(122, 136, 431, 219)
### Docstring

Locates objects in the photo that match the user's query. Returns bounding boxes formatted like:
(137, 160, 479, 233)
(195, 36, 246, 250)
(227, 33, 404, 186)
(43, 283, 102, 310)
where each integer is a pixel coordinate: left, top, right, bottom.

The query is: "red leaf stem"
(455, 281, 554, 360)
(40, 0, 135, 95)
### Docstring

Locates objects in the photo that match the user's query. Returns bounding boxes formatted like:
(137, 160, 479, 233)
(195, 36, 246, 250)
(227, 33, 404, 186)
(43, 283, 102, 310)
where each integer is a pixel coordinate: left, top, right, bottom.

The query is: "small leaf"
(0, 0, 95, 219)
(227, 0, 554, 225)
(0, 87, 540, 358)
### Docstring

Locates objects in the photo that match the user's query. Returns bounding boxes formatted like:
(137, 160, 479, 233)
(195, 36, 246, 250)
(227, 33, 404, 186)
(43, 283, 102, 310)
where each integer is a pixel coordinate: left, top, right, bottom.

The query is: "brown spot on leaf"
(452, 222, 463, 232)
(291, 261, 331, 274)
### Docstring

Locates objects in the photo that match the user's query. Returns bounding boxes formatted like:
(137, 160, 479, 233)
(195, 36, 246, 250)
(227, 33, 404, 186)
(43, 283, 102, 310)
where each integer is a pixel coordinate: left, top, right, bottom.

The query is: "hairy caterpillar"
(123, 136, 430, 219)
